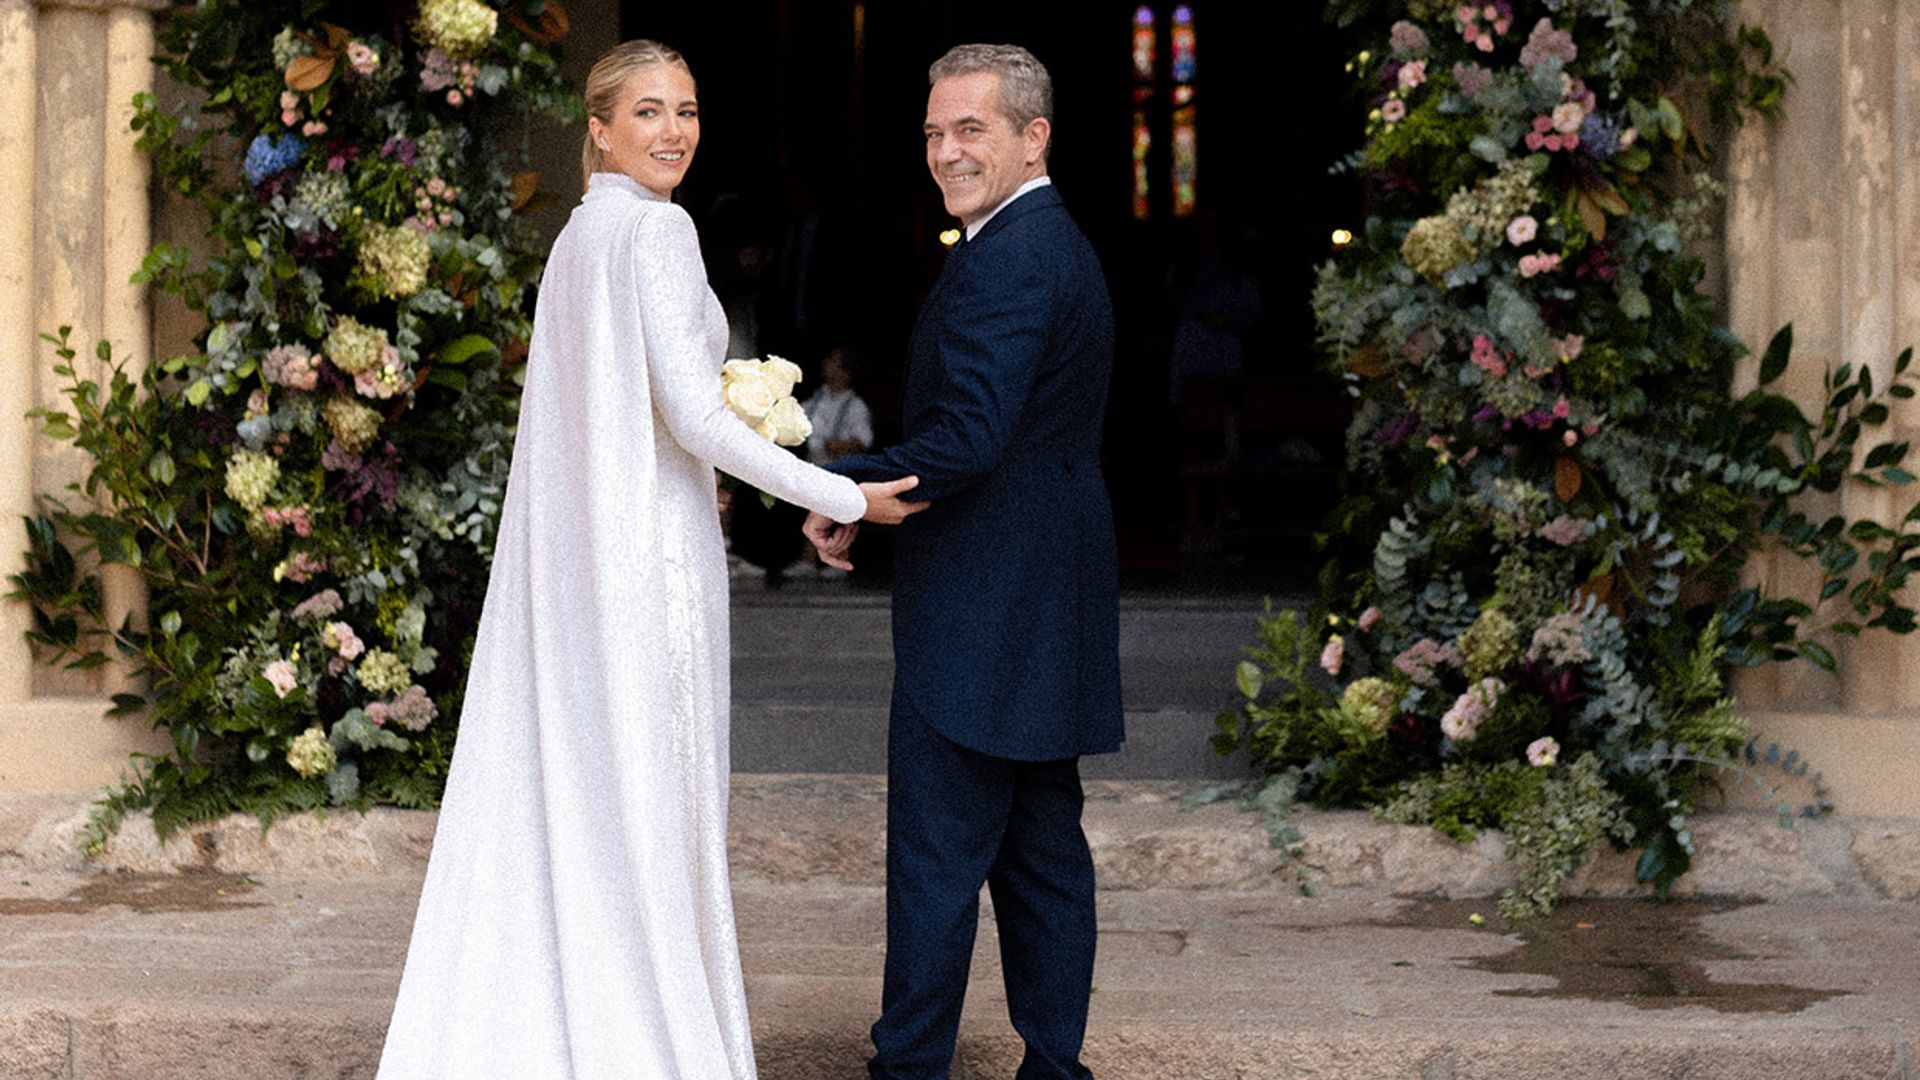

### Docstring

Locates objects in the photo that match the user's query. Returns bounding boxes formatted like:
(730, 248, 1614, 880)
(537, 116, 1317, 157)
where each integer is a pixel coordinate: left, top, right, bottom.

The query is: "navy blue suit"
(830, 183, 1122, 1080)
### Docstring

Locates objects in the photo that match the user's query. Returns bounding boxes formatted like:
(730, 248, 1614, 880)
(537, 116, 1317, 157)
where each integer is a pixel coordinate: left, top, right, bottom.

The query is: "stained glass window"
(1132, 5, 1197, 220)
(1132, 6, 1157, 220)
(1132, 6, 1156, 82)
(1172, 5, 1196, 83)
(1132, 112, 1152, 220)
(1171, 5, 1196, 217)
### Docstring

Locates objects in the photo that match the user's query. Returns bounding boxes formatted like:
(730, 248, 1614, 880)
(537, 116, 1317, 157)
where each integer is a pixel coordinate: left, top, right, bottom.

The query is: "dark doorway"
(618, 0, 1362, 591)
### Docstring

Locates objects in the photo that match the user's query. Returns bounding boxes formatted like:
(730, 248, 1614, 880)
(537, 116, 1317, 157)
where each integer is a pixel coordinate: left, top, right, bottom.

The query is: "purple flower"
(381, 137, 419, 166)
(1377, 411, 1420, 447)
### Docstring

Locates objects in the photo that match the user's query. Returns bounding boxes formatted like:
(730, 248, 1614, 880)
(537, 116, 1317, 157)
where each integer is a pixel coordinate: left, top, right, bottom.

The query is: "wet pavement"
(0, 871, 1914, 1079)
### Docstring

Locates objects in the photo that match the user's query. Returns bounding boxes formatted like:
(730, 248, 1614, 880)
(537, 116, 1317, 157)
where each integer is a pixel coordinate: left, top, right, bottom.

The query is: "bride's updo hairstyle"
(580, 39, 693, 185)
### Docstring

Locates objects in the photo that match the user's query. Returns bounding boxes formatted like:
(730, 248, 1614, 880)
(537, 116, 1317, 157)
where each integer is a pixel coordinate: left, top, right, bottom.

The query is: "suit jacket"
(831, 184, 1124, 760)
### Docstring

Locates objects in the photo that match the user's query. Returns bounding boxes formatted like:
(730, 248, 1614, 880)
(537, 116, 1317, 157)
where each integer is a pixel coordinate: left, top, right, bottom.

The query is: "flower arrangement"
(14, 0, 580, 845)
(1218, 1, 1920, 914)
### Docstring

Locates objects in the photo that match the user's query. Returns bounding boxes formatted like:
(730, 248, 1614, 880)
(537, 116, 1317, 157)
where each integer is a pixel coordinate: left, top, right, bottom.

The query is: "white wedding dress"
(375, 172, 866, 1079)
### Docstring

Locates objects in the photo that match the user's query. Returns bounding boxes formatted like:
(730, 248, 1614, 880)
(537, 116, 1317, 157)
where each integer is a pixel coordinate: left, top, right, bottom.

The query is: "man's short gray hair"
(929, 43, 1054, 133)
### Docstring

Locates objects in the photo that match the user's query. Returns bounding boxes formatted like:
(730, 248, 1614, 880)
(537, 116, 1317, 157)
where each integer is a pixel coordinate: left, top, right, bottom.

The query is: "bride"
(375, 39, 925, 1079)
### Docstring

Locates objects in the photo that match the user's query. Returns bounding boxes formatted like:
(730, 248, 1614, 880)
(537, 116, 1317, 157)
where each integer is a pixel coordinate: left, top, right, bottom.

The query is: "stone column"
(0, 0, 169, 790)
(0, 1, 41, 707)
(1727, 0, 1920, 818)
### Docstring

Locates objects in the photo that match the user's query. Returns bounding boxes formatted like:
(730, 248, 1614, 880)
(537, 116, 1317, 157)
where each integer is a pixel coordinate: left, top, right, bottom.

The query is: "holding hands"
(804, 476, 927, 570)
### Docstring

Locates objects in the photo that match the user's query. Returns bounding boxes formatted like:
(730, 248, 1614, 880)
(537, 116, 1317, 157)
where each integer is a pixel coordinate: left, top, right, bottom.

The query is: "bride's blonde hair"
(581, 39, 693, 185)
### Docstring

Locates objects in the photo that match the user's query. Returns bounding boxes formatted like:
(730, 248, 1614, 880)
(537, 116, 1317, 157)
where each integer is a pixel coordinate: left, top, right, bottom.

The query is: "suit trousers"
(868, 707, 1097, 1080)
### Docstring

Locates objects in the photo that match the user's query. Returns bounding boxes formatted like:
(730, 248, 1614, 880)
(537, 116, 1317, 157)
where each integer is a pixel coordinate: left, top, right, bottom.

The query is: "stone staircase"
(4, 590, 1919, 1078)
(729, 587, 1269, 779)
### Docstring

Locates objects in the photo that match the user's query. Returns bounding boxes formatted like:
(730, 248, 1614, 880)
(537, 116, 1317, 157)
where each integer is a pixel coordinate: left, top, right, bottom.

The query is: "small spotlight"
(939, 229, 962, 247)
(1331, 228, 1354, 248)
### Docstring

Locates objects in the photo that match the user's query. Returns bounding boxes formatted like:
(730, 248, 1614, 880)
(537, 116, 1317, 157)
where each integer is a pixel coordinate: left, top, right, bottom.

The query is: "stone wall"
(1726, 0, 1920, 818)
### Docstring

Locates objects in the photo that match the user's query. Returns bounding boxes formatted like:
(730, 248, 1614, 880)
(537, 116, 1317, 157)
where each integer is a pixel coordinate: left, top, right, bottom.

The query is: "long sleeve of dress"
(633, 205, 868, 524)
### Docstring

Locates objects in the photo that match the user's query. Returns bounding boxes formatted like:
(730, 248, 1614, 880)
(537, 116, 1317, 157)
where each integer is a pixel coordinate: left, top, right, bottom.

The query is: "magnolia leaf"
(285, 53, 336, 91)
(1555, 455, 1582, 502)
(1576, 194, 1607, 241)
(1345, 344, 1390, 378)
(510, 171, 541, 210)
(1590, 185, 1630, 216)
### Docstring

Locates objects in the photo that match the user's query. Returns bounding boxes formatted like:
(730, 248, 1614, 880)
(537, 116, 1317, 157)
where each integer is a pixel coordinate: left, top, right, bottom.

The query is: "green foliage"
(16, 2, 578, 843)
(1215, 2, 1904, 914)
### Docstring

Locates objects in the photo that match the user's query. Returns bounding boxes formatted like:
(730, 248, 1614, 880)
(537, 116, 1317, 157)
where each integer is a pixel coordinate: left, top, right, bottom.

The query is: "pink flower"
(1475, 34, 1494, 52)
(302, 120, 328, 137)
(1526, 736, 1561, 767)
(1532, 115, 1554, 134)
(292, 589, 343, 621)
(1381, 98, 1407, 122)
(282, 110, 300, 127)
(1320, 635, 1346, 677)
(1553, 332, 1583, 360)
(1470, 335, 1508, 379)
(1398, 60, 1428, 93)
(446, 89, 464, 106)
(1562, 429, 1579, 447)
(263, 659, 298, 699)
(1389, 20, 1431, 57)
(1620, 126, 1639, 148)
(365, 702, 391, 726)
(1543, 134, 1563, 152)
(323, 621, 365, 661)
(1358, 606, 1384, 632)
(1520, 253, 1563, 278)
(426, 177, 447, 197)
(1552, 102, 1585, 134)
(1506, 215, 1538, 246)
(1441, 677, 1505, 742)
(1453, 62, 1493, 98)
(1539, 514, 1588, 546)
(1524, 131, 1546, 151)
(1552, 397, 1570, 419)
(346, 41, 379, 76)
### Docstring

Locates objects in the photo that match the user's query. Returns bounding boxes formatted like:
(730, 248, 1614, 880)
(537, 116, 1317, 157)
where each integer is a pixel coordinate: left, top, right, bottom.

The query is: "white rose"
(723, 366, 777, 423)
(762, 355, 804, 399)
(762, 395, 813, 447)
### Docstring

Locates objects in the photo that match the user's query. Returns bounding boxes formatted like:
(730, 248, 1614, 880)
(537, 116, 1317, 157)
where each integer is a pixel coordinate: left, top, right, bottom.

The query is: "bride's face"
(594, 64, 700, 196)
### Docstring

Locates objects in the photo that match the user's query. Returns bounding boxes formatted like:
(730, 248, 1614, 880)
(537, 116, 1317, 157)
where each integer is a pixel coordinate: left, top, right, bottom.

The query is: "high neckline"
(587, 171, 671, 203)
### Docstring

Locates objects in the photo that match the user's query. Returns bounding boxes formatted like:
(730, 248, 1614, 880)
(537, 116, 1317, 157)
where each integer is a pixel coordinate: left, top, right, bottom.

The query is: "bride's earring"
(597, 137, 609, 150)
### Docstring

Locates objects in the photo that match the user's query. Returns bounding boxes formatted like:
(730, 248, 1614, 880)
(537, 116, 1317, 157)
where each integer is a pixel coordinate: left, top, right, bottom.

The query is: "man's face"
(924, 71, 1047, 227)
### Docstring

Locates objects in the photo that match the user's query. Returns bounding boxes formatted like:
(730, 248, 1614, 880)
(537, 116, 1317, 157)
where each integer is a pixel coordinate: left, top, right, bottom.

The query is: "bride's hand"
(860, 476, 929, 525)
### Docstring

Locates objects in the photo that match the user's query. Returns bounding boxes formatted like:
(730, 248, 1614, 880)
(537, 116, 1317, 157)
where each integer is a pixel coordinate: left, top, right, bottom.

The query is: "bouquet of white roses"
(722, 355, 812, 447)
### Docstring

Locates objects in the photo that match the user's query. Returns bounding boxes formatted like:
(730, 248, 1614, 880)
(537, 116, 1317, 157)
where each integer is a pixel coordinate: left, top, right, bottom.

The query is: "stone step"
(0, 874, 1914, 1079)
(7, 779, 1918, 904)
(727, 594, 1271, 777)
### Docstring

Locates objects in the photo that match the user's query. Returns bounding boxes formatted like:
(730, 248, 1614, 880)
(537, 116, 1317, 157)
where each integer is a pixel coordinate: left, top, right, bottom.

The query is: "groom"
(804, 42, 1122, 1080)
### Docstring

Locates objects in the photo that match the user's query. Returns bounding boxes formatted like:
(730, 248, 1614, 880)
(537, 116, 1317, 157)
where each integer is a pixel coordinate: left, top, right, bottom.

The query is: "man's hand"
(804, 513, 860, 571)
(805, 477, 927, 571)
